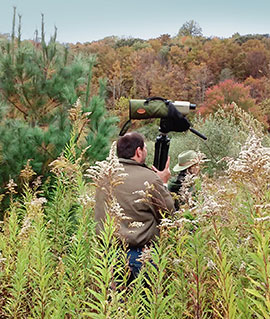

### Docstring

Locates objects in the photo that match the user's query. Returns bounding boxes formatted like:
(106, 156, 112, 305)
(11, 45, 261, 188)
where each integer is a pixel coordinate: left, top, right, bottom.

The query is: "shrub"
(145, 103, 270, 176)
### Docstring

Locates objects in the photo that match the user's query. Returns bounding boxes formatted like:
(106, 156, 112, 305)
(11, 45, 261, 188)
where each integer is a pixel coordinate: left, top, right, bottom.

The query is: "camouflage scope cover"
(129, 99, 169, 120)
(129, 98, 194, 120)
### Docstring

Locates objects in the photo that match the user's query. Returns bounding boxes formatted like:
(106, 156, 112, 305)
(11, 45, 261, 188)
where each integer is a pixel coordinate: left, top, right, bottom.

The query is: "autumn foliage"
(199, 79, 257, 115)
(69, 33, 270, 129)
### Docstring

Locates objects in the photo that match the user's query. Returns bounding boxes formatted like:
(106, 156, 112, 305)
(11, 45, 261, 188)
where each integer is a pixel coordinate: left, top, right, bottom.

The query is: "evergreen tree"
(0, 10, 118, 193)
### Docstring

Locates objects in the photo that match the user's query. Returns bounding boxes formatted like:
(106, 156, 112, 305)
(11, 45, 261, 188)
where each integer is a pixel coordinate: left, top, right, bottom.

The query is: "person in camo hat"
(168, 150, 201, 208)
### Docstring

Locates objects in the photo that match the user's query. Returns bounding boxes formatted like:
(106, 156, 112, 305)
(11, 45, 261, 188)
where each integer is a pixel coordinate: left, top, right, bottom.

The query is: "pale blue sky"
(1, 0, 270, 44)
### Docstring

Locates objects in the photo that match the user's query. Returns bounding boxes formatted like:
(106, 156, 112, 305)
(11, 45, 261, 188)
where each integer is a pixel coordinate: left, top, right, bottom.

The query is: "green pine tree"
(0, 9, 118, 196)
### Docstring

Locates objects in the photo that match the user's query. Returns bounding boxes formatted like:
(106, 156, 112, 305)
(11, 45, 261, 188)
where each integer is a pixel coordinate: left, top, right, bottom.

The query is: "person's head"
(117, 132, 147, 164)
(173, 150, 200, 175)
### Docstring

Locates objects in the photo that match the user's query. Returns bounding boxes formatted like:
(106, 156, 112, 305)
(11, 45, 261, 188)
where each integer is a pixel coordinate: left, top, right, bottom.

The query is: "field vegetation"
(1, 104, 270, 318)
(1, 10, 270, 318)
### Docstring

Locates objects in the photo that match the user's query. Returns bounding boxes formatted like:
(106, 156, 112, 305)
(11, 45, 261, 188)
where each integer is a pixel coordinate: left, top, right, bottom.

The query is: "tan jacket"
(95, 158, 175, 247)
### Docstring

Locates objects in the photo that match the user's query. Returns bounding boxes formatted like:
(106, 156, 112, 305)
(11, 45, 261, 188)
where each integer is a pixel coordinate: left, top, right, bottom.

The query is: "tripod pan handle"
(189, 128, 207, 140)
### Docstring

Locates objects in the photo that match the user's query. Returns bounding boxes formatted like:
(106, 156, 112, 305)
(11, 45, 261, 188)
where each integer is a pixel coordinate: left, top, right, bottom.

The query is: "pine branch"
(4, 93, 28, 117)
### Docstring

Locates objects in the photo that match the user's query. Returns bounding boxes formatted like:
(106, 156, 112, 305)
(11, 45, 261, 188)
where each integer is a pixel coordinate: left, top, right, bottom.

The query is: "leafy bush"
(144, 104, 270, 176)
(168, 111, 243, 175)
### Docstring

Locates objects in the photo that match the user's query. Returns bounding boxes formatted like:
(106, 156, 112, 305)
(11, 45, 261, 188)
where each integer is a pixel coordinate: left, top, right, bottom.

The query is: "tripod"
(153, 119, 207, 171)
(153, 131, 170, 171)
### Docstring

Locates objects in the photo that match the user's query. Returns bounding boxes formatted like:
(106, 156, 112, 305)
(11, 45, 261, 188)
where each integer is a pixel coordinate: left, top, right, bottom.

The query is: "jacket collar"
(119, 158, 148, 168)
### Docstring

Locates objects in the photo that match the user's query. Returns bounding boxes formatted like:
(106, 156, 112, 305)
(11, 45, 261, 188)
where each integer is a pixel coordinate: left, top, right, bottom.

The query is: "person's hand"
(152, 156, 171, 184)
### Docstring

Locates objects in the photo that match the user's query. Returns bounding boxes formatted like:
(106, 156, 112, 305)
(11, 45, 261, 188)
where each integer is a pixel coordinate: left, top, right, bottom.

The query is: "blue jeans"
(127, 247, 143, 280)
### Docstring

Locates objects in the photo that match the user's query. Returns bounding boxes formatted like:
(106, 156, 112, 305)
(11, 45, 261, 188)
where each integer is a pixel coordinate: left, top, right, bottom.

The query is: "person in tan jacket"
(95, 132, 175, 280)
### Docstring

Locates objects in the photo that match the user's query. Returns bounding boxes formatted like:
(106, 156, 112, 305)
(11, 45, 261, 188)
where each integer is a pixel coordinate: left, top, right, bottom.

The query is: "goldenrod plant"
(84, 215, 126, 319)
(1, 104, 270, 318)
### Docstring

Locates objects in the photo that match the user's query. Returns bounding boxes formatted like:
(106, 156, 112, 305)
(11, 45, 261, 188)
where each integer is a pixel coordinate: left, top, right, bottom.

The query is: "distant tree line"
(69, 21, 270, 127)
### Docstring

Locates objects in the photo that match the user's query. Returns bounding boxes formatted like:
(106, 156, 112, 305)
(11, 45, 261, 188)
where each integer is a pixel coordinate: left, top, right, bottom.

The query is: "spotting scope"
(119, 97, 207, 170)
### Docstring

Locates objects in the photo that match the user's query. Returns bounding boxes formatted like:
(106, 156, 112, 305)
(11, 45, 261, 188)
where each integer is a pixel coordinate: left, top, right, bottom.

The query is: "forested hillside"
(70, 27, 270, 126)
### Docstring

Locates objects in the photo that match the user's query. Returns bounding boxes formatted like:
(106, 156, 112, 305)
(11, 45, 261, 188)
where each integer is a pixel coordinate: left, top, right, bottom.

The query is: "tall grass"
(1, 104, 270, 318)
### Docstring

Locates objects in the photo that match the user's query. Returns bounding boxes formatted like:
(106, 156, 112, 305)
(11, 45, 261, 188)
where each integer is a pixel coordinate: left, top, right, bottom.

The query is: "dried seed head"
(20, 159, 36, 182)
(85, 141, 127, 193)
(227, 134, 270, 189)
(6, 179, 18, 194)
(137, 246, 152, 265)
(128, 221, 144, 228)
(49, 155, 80, 181)
(78, 193, 95, 206)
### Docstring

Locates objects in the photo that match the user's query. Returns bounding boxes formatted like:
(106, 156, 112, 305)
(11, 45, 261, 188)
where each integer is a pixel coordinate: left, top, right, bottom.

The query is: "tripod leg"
(153, 133, 170, 171)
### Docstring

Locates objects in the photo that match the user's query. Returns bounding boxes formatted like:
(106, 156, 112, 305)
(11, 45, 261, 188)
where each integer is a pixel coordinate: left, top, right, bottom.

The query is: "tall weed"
(0, 105, 270, 318)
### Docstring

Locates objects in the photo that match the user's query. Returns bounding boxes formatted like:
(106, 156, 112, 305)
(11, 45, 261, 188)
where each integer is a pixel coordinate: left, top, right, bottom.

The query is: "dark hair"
(117, 132, 144, 159)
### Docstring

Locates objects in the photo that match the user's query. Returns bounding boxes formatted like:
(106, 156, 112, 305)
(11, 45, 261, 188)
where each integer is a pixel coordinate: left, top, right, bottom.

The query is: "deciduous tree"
(199, 79, 257, 115)
(178, 20, 203, 37)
